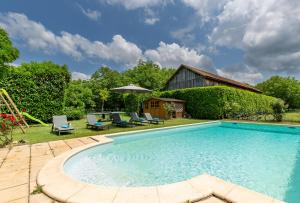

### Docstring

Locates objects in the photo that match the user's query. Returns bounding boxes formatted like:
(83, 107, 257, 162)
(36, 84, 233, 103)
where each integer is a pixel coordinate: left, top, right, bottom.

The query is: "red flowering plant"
(0, 114, 16, 147)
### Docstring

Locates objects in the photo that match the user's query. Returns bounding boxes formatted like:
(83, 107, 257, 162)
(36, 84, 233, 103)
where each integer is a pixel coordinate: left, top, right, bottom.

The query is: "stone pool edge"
(37, 121, 286, 203)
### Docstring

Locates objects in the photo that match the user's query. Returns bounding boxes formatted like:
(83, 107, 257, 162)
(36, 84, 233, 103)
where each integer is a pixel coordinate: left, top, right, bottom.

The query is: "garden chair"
(86, 114, 107, 130)
(111, 113, 133, 127)
(130, 112, 149, 125)
(52, 115, 75, 135)
(144, 113, 164, 124)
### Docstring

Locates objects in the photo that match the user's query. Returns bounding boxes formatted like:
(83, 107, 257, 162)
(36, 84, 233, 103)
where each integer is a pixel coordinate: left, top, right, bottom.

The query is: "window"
(155, 101, 159, 108)
(150, 101, 155, 108)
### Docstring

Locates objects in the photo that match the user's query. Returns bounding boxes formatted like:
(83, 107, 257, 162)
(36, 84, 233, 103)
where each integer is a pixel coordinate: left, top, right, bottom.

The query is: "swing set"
(0, 88, 29, 133)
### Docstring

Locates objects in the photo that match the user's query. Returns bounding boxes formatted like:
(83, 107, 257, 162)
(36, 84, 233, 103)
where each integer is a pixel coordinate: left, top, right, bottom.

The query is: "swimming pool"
(64, 122, 300, 202)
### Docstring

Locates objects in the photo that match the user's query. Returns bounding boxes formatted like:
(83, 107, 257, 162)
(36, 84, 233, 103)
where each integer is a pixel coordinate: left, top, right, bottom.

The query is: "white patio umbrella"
(111, 84, 152, 93)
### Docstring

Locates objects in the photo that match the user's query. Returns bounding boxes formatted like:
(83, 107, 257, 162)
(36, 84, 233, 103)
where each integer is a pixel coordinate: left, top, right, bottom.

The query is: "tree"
(256, 76, 300, 109)
(99, 89, 110, 112)
(91, 66, 123, 88)
(0, 28, 19, 78)
(64, 81, 95, 110)
(0, 28, 19, 64)
(123, 60, 176, 91)
(90, 66, 124, 111)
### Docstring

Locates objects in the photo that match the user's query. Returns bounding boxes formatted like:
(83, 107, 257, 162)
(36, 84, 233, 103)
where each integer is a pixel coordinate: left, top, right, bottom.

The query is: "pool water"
(64, 122, 300, 202)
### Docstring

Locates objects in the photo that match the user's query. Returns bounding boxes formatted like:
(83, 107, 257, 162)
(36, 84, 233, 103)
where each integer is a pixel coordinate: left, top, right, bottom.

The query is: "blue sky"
(1, 0, 300, 84)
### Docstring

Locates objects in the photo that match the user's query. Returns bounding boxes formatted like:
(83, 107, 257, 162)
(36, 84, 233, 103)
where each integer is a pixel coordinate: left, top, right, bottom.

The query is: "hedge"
(160, 86, 278, 119)
(0, 61, 70, 122)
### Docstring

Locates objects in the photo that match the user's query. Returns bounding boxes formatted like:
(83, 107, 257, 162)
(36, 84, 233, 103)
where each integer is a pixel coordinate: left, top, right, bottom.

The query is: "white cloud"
(0, 12, 214, 72)
(0, 12, 142, 67)
(72, 72, 91, 80)
(143, 8, 160, 25)
(144, 17, 159, 25)
(182, 0, 228, 22)
(77, 4, 101, 21)
(144, 42, 213, 69)
(210, 0, 300, 73)
(216, 64, 263, 84)
(102, 0, 172, 10)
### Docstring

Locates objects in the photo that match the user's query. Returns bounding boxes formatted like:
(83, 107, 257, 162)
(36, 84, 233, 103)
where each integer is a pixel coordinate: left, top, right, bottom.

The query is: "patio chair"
(86, 114, 107, 130)
(144, 113, 164, 124)
(111, 113, 133, 127)
(52, 115, 75, 135)
(130, 112, 149, 125)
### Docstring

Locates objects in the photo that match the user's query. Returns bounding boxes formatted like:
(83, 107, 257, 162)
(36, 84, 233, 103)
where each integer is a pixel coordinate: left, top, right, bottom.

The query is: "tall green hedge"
(0, 61, 70, 122)
(160, 86, 278, 119)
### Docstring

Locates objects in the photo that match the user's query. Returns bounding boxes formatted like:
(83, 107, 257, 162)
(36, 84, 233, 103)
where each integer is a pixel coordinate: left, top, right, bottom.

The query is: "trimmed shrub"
(272, 100, 286, 122)
(0, 61, 70, 122)
(160, 86, 278, 119)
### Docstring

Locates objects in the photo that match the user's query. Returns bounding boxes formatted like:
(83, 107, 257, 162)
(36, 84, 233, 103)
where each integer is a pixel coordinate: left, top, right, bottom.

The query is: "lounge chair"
(52, 115, 75, 135)
(86, 114, 107, 130)
(111, 113, 133, 127)
(130, 112, 149, 125)
(144, 113, 164, 124)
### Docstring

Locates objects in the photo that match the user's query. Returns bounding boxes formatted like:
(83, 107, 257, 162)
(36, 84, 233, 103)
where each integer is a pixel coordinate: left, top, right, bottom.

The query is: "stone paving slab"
(64, 138, 85, 149)
(48, 140, 71, 157)
(0, 184, 28, 202)
(77, 137, 96, 144)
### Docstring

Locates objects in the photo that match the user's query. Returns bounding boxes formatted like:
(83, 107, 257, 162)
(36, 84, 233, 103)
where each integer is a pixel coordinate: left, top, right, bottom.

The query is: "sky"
(0, 0, 300, 84)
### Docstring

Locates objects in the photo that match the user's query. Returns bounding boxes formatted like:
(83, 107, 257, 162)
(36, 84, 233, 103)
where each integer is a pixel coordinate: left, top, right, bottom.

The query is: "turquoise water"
(64, 122, 300, 202)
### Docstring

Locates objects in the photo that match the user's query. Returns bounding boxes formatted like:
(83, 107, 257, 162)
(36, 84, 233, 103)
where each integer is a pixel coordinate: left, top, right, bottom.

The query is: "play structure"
(0, 88, 48, 133)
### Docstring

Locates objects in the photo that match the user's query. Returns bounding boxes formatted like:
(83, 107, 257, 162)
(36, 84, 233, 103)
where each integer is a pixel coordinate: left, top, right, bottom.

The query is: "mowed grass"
(12, 116, 207, 144)
(11, 111, 300, 145)
(283, 111, 300, 122)
(256, 110, 300, 123)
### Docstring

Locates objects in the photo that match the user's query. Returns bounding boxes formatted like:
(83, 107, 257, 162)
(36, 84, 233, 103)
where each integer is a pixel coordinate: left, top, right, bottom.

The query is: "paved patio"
(0, 135, 229, 203)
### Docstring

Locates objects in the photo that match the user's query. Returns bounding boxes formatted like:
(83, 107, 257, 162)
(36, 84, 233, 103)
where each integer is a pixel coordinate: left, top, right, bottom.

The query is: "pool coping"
(37, 121, 287, 203)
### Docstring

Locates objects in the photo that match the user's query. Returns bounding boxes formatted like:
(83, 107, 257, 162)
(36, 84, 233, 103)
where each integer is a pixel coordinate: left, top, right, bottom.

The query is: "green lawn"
(255, 110, 300, 123)
(12, 117, 207, 144)
(283, 111, 300, 122)
(11, 111, 300, 145)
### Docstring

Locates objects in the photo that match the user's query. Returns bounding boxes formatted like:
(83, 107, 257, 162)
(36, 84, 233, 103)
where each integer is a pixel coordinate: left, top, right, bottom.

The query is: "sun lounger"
(52, 115, 75, 135)
(130, 112, 149, 125)
(144, 113, 164, 124)
(111, 113, 133, 127)
(86, 114, 107, 130)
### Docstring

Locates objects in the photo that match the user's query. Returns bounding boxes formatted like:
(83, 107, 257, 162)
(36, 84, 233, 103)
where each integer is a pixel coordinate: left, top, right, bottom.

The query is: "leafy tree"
(64, 81, 95, 111)
(91, 66, 123, 88)
(99, 89, 110, 112)
(90, 66, 124, 111)
(0, 28, 19, 64)
(123, 60, 176, 91)
(0, 28, 19, 78)
(256, 76, 300, 109)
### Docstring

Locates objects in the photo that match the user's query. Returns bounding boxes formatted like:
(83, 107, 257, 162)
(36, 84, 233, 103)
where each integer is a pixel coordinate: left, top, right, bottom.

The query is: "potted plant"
(163, 103, 176, 119)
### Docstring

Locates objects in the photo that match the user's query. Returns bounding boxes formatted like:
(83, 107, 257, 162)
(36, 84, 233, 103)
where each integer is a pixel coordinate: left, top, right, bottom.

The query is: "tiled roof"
(167, 64, 261, 93)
